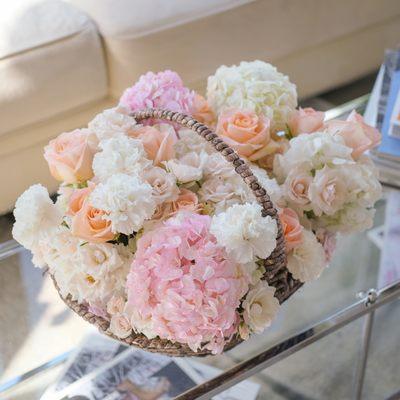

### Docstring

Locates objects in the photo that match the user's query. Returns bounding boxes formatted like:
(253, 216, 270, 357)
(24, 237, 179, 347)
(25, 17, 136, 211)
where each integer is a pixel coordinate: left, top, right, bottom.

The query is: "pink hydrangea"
(126, 212, 249, 354)
(119, 70, 195, 115)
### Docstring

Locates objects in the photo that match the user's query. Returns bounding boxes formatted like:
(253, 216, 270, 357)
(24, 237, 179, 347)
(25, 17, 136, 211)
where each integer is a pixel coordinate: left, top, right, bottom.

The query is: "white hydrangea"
(90, 173, 156, 234)
(210, 203, 277, 263)
(315, 204, 376, 234)
(207, 60, 297, 130)
(287, 230, 326, 282)
(273, 132, 353, 180)
(88, 106, 137, 141)
(174, 128, 213, 158)
(12, 184, 62, 267)
(92, 135, 151, 182)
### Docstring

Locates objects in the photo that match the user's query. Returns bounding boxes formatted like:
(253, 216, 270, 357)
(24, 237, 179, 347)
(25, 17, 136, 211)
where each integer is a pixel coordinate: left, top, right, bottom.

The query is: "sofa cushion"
(0, 0, 107, 136)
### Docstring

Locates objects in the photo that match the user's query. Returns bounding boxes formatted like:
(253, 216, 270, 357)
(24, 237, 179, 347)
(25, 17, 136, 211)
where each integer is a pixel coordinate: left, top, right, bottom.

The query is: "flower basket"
(53, 109, 301, 356)
(13, 61, 381, 356)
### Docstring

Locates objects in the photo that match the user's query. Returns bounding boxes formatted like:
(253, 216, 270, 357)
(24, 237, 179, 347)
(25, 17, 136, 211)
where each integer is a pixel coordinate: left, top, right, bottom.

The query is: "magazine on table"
(42, 333, 260, 400)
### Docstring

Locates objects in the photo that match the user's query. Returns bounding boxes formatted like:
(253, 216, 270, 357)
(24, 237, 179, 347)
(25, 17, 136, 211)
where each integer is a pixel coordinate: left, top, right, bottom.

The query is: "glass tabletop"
(1, 95, 399, 400)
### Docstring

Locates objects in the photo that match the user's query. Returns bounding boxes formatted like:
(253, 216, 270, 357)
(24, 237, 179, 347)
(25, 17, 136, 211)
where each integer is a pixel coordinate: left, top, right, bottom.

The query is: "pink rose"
(70, 185, 114, 243)
(288, 108, 325, 135)
(278, 208, 303, 251)
(216, 109, 277, 161)
(192, 94, 215, 126)
(129, 124, 177, 166)
(325, 110, 381, 159)
(44, 129, 96, 184)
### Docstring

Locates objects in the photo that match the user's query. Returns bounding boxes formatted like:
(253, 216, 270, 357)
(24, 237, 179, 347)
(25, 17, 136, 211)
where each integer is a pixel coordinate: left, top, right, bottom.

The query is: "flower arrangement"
(12, 61, 382, 355)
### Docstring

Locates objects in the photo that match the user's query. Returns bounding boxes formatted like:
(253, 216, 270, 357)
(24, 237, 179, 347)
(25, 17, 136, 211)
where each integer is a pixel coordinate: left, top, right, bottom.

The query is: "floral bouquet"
(12, 61, 382, 356)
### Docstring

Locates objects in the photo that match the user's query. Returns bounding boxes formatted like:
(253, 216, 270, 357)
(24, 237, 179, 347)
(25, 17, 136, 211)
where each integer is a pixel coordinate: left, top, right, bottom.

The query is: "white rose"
(203, 153, 236, 179)
(287, 230, 326, 282)
(89, 106, 137, 141)
(242, 281, 280, 334)
(125, 303, 157, 339)
(109, 313, 132, 339)
(210, 203, 277, 263)
(207, 60, 297, 131)
(90, 173, 156, 234)
(142, 166, 179, 204)
(92, 135, 151, 182)
(166, 151, 208, 183)
(12, 184, 63, 267)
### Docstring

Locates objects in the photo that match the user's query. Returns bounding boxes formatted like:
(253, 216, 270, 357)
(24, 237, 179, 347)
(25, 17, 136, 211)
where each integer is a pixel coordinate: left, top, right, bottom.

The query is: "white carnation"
(90, 173, 156, 234)
(88, 106, 137, 141)
(210, 203, 277, 263)
(92, 135, 151, 182)
(287, 230, 326, 282)
(166, 151, 208, 183)
(207, 60, 297, 130)
(12, 184, 62, 267)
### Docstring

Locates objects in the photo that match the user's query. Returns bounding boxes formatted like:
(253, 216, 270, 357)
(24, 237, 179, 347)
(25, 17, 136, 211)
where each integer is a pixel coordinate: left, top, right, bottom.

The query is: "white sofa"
(1, 0, 400, 213)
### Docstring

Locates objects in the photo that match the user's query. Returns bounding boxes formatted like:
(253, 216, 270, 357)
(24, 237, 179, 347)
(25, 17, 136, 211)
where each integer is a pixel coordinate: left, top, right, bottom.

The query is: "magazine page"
(41, 332, 129, 399)
(52, 348, 199, 400)
(186, 360, 260, 400)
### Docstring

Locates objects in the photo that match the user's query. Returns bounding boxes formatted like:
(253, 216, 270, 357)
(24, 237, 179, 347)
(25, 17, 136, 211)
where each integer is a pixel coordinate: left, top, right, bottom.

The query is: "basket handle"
(131, 109, 280, 221)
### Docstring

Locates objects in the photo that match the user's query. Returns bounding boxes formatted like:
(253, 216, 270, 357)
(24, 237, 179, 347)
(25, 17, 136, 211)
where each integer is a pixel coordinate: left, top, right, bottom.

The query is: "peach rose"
(216, 109, 277, 161)
(67, 184, 94, 216)
(169, 189, 201, 215)
(44, 129, 96, 184)
(129, 123, 177, 166)
(70, 185, 114, 243)
(288, 108, 325, 136)
(279, 208, 303, 251)
(324, 110, 381, 159)
(192, 94, 216, 126)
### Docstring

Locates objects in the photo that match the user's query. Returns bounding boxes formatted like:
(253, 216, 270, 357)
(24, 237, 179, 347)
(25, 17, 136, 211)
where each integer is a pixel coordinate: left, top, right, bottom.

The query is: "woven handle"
(131, 108, 279, 220)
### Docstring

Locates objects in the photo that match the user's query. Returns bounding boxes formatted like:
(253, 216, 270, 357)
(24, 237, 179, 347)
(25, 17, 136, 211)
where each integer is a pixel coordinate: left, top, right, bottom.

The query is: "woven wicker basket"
(53, 109, 303, 357)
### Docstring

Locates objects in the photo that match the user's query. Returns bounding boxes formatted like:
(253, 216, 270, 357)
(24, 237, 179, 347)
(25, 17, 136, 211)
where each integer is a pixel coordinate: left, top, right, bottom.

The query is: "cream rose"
(109, 313, 132, 339)
(192, 94, 216, 126)
(309, 166, 347, 216)
(106, 295, 125, 315)
(166, 151, 207, 183)
(143, 167, 179, 204)
(129, 123, 177, 166)
(242, 282, 279, 334)
(284, 166, 313, 207)
(44, 129, 96, 184)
